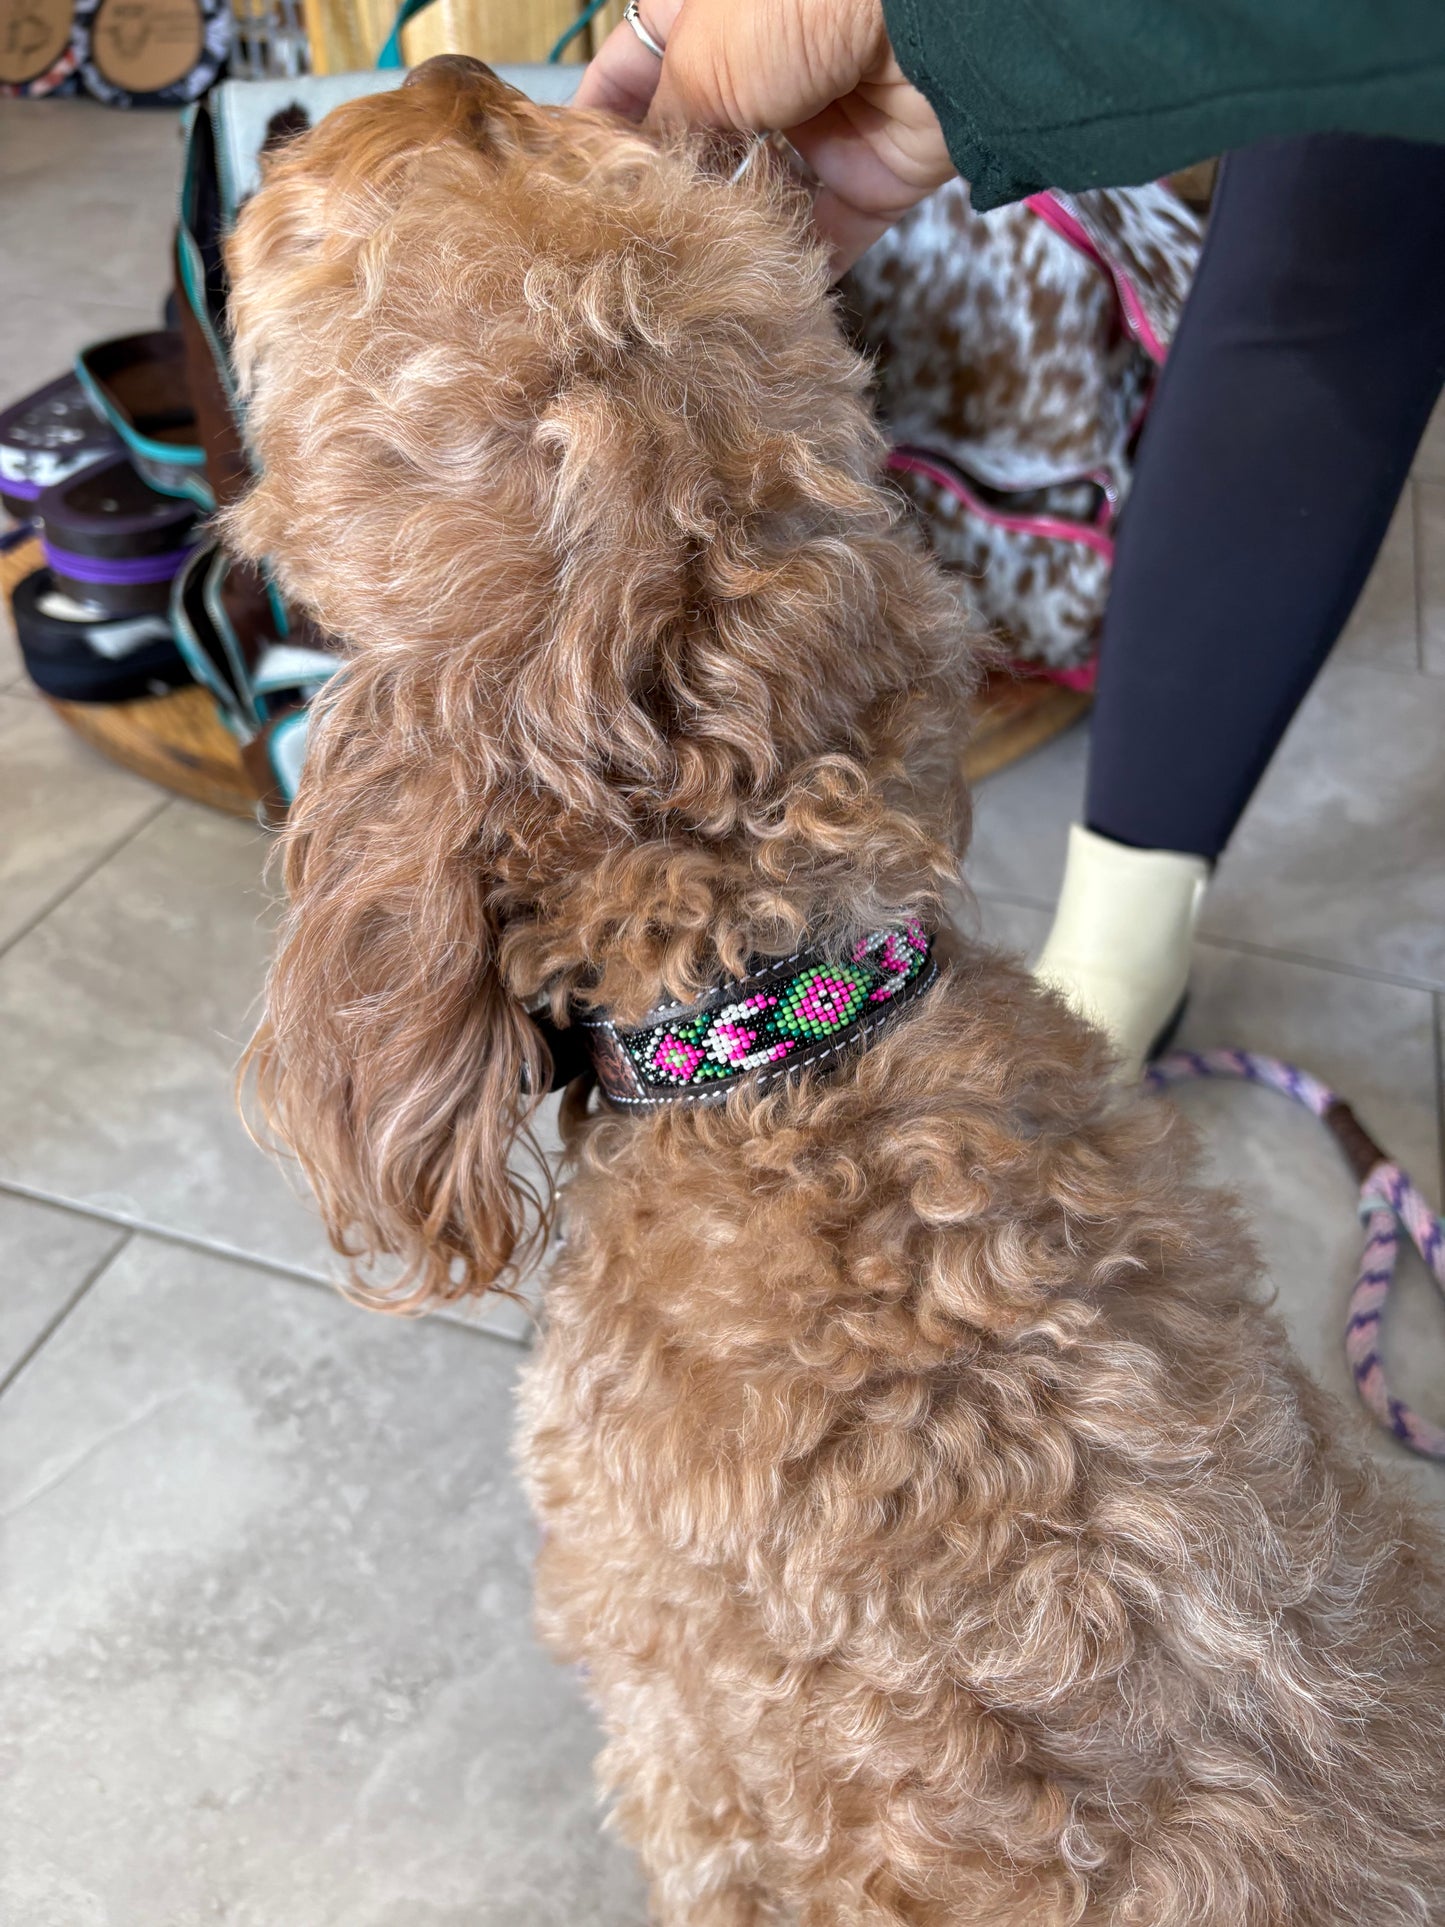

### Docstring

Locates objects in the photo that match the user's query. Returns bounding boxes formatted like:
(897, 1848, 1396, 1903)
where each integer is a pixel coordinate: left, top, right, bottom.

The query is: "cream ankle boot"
(1033, 824, 1209, 1079)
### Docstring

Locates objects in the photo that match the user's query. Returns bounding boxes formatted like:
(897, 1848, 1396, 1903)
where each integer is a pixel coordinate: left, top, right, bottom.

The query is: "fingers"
(572, 0, 684, 118)
(571, 0, 952, 276)
(647, 0, 830, 135)
(811, 187, 894, 276)
(782, 101, 941, 272)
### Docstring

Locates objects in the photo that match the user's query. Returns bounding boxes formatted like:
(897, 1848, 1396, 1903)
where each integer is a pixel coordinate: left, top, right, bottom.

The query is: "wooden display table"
(964, 671, 1090, 782)
(2, 533, 255, 818)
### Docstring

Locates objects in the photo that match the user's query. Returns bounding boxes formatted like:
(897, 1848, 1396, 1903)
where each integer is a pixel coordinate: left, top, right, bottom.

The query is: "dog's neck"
(495, 718, 963, 1036)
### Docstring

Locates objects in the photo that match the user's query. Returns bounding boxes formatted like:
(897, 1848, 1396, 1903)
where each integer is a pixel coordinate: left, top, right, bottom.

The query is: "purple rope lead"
(1145, 1049, 1445, 1462)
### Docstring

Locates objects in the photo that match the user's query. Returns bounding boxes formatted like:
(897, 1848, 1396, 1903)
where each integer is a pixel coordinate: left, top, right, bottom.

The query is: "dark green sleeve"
(882, 0, 1445, 208)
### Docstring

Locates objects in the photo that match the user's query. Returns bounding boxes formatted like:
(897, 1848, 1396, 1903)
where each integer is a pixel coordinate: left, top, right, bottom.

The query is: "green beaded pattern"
(616, 921, 933, 1095)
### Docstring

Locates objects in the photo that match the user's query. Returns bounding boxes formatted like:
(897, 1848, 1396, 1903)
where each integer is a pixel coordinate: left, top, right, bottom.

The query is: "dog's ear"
(243, 652, 555, 1310)
(399, 52, 523, 145)
(402, 52, 512, 97)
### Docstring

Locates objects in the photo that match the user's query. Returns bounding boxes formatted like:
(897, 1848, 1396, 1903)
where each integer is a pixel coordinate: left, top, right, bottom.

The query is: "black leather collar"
(533, 922, 936, 1110)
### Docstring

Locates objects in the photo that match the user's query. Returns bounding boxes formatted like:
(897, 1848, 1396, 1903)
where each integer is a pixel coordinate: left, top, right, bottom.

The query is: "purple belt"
(43, 538, 196, 586)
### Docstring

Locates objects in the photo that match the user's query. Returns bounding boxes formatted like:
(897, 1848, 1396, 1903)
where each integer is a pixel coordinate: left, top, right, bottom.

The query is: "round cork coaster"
(0, 0, 74, 89)
(73, 0, 228, 104)
(86, 0, 203, 95)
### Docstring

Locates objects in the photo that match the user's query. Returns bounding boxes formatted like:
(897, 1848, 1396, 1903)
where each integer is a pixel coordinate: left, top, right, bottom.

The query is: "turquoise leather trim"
(251, 642, 342, 697)
(73, 353, 213, 510)
(201, 545, 262, 725)
(265, 573, 289, 638)
(170, 548, 254, 739)
(267, 709, 312, 802)
(178, 150, 240, 420)
(134, 454, 215, 511)
(377, 0, 436, 68)
(73, 357, 207, 472)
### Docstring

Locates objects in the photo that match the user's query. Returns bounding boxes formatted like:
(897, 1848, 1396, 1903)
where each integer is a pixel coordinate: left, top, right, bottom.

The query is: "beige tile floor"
(3, 96, 1444, 1924)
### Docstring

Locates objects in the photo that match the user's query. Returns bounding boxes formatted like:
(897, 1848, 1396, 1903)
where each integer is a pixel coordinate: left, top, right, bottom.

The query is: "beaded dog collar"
(574, 921, 936, 1110)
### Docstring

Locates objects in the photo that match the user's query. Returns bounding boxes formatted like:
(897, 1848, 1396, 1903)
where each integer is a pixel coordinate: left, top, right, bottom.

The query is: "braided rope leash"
(1144, 1049, 1445, 1463)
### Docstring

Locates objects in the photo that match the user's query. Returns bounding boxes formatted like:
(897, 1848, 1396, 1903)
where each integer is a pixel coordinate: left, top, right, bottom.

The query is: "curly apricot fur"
(227, 60, 1445, 1923)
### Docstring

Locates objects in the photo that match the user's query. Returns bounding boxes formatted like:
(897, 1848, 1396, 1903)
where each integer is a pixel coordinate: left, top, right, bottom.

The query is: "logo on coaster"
(90, 0, 201, 91)
(0, 0, 72, 85)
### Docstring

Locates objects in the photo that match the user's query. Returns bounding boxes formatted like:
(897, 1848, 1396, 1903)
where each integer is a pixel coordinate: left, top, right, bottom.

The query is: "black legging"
(1086, 135, 1445, 862)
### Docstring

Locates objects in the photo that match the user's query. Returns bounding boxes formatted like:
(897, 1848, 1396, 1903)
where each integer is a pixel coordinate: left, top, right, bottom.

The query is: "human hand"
(573, 0, 956, 273)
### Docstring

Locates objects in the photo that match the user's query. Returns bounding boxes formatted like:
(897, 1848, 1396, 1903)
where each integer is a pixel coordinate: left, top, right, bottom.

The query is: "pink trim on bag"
(887, 447, 1104, 692)
(1017, 656, 1097, 693)
(887, 448, 1116, 563)
(1026, 191, 1168, 365)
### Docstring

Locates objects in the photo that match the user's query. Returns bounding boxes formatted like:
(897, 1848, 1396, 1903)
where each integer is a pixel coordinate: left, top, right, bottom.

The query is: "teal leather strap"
(377, 0, 437, 69)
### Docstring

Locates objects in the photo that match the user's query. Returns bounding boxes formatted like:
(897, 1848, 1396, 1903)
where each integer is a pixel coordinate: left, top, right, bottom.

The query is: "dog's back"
(524, 951, 1445, 1924)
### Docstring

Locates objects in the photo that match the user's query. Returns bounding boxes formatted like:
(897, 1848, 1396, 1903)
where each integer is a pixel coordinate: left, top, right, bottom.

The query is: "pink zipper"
(887, 448, 1117, 562)
(886, 447, 1105, 691)
(1025, 191, 1168, 365)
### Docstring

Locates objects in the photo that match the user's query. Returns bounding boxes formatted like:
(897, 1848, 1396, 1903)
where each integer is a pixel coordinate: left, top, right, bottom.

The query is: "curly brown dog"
(224, 58, 1445, 1924)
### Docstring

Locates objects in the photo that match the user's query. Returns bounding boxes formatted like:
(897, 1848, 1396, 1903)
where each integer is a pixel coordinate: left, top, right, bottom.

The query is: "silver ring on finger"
(622, 0, 666, 59)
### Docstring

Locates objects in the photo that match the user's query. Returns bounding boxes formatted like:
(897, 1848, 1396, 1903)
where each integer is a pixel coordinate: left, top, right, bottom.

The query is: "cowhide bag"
(844, 181, 1204, 681)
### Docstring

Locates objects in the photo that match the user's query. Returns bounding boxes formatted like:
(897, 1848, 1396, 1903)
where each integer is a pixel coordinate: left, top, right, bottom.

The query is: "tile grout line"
(0, 794, 171, 967)
(1420, 471, 1445, 678)
(1316, 660, 1444, 683)
(0, 1176, 532, 1348)
(0, 1174, 333, 1282)
(1413, 477, 1426, 676)
(0, 1226, 132, 1401)
(969, 888, 1445, 995)
(1185, 930, 1443, 996)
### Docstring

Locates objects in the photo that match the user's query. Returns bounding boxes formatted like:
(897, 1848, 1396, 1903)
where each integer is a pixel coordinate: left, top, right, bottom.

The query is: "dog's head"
(226, 57, 974, 1305)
